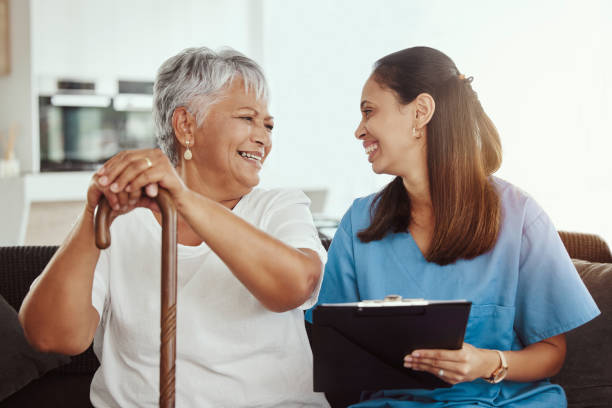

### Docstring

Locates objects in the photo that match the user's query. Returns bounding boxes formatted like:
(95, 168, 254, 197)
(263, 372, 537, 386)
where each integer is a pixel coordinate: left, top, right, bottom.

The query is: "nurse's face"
(354, 76, 423, 177)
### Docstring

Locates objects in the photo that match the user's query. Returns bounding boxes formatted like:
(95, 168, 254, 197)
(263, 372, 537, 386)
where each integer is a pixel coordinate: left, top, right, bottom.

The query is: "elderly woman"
(20, 47, 330, 407)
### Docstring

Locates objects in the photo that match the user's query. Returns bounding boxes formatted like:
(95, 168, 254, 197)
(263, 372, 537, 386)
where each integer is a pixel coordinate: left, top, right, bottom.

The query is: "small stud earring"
(184, 140, 192, 161)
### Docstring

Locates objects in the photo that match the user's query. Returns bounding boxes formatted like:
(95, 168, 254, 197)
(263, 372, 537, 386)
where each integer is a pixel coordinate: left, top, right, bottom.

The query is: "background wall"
(1, 0, 611, 245)
(257, 0, 612, 243)
(31, 0, 262, 80)
(0, 0, 35, 172)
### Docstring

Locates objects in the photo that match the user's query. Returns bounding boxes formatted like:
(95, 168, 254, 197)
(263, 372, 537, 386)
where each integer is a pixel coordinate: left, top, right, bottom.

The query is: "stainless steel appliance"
(39, 79, 156, 171)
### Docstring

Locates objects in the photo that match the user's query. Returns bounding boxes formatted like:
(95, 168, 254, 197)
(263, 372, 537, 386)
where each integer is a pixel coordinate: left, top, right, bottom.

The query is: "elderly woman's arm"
(98, 148, 322, 313)
(18, 182, 105, 355)
(176, 189, 321, 312)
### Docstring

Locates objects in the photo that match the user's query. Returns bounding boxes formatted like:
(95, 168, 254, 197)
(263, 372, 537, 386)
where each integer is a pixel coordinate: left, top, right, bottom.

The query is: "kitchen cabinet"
(31, 0, 259, 80)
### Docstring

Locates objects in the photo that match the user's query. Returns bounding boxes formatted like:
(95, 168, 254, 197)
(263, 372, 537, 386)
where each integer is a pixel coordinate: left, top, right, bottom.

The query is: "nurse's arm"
(406, 334, 566, 384)
(501, 333, 566, 381)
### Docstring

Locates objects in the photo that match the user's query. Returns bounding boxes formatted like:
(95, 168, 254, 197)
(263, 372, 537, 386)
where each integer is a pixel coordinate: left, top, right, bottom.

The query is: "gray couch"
(551, 232, 612, 407)
(1, 231, 611, 407)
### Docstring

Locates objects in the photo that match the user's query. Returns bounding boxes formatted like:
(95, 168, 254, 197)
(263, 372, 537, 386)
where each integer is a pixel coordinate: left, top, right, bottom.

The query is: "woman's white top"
(89, 188, 330, 407)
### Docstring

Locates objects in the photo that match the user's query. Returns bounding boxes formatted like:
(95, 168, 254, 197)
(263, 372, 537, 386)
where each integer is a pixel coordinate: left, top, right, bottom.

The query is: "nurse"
(311, 47, 600, 407)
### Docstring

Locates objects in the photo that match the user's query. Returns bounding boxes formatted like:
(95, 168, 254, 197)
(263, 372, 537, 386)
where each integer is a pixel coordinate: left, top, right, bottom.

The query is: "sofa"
(1, 231, 610, 408)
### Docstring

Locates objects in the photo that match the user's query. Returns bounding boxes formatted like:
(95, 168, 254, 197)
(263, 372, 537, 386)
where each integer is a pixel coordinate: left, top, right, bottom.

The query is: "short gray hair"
(153, 47, 269, 166)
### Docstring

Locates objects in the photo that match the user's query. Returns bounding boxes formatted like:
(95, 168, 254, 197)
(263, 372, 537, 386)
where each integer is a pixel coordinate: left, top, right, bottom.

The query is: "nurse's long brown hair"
(357, 47, 502, 266)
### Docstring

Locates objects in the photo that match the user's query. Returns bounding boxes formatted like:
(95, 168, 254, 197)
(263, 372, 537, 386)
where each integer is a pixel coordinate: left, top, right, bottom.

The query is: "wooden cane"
(94, 189, 178, 408)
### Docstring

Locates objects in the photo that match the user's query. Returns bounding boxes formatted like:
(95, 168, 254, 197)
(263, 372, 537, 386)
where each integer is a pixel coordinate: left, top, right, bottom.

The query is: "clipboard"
(311, 296, 471, 391)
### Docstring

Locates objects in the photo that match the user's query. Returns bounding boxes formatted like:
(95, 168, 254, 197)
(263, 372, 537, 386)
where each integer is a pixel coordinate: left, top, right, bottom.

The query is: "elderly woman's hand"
(403, 342, 500, 385)
(95, 148, 189, 212)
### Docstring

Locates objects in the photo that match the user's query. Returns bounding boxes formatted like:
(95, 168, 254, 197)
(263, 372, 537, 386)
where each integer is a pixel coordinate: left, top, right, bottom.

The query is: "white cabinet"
(32, 0, 116, 79)
(31, 0, 259, 80)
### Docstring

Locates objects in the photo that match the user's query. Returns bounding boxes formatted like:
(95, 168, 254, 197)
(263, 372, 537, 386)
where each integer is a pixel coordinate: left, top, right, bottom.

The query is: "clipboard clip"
(357, 295, 429, 307)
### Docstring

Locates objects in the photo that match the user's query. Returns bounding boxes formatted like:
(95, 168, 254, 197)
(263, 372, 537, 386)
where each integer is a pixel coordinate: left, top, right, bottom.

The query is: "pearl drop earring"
(184, 140, 192, 160)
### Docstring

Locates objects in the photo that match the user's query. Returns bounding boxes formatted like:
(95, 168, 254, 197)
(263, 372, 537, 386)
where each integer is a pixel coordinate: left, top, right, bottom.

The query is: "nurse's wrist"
(480, 349, 502, 379)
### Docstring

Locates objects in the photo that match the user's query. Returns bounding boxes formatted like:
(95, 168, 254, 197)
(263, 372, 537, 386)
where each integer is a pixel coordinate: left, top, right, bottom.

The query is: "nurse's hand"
(403, 343, 500, 385)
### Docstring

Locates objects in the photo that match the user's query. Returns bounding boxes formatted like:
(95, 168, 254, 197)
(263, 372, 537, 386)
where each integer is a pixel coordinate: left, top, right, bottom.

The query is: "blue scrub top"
(307, 177, 600, 408)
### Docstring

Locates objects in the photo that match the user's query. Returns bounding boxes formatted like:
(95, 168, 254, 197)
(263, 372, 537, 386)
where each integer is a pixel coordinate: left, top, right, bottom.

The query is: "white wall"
(259, 0, 612, 244)
(31, 0, 260, 80)
(0, 0, 36, 173)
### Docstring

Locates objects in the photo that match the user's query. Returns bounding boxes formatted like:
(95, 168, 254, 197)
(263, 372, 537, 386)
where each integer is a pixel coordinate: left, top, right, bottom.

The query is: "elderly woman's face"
(193, 78, 273, 194)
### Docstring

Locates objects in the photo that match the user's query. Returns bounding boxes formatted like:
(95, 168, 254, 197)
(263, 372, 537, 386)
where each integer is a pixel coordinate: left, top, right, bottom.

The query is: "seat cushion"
(552, 260, 612, 407)
(0, 294, 70, 401)
(0, 246, 100, 376)
(0, 372, 93, 408)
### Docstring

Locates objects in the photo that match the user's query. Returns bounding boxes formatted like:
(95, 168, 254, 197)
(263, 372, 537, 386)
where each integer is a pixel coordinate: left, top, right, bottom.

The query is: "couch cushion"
(552, 260, 612, 407)
(0, 246, 100, 376)
(0, 372, 93, 408)
(0, 294, 70, 401)
(0, 246, 59, 311)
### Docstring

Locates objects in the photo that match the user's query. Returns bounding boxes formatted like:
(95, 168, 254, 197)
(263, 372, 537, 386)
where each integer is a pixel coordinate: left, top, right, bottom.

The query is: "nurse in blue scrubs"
(309, 47, 600, 407)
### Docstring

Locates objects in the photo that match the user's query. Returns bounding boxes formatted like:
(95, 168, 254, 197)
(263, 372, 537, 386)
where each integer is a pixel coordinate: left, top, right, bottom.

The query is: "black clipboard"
(311, 297, 471, 391)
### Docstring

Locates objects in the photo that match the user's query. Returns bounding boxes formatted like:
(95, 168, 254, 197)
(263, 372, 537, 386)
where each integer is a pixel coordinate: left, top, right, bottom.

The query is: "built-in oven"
(39, 79, 157, 171)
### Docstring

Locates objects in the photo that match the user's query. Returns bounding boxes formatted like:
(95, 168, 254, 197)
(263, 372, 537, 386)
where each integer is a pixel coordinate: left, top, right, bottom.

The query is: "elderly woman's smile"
(238, 150, 263, 163)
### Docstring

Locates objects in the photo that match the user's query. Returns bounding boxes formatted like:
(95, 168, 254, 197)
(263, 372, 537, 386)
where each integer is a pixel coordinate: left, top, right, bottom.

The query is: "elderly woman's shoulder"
(243, 187, 313, 211)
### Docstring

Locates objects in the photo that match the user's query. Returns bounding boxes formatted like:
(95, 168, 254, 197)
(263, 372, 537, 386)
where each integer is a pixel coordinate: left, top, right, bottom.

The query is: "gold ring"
(144, 157, 153, 168)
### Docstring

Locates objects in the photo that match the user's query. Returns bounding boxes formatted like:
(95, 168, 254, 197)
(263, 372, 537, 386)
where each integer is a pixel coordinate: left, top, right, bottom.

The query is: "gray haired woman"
(20, 47, 330, 407)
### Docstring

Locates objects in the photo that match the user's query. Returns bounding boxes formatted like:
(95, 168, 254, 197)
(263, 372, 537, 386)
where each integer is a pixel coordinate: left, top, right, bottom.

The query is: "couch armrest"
(558, 231, 612, 263)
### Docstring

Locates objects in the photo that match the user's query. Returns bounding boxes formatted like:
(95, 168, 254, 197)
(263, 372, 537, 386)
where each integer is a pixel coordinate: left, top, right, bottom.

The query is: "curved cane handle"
(94, 190, 178, 408)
